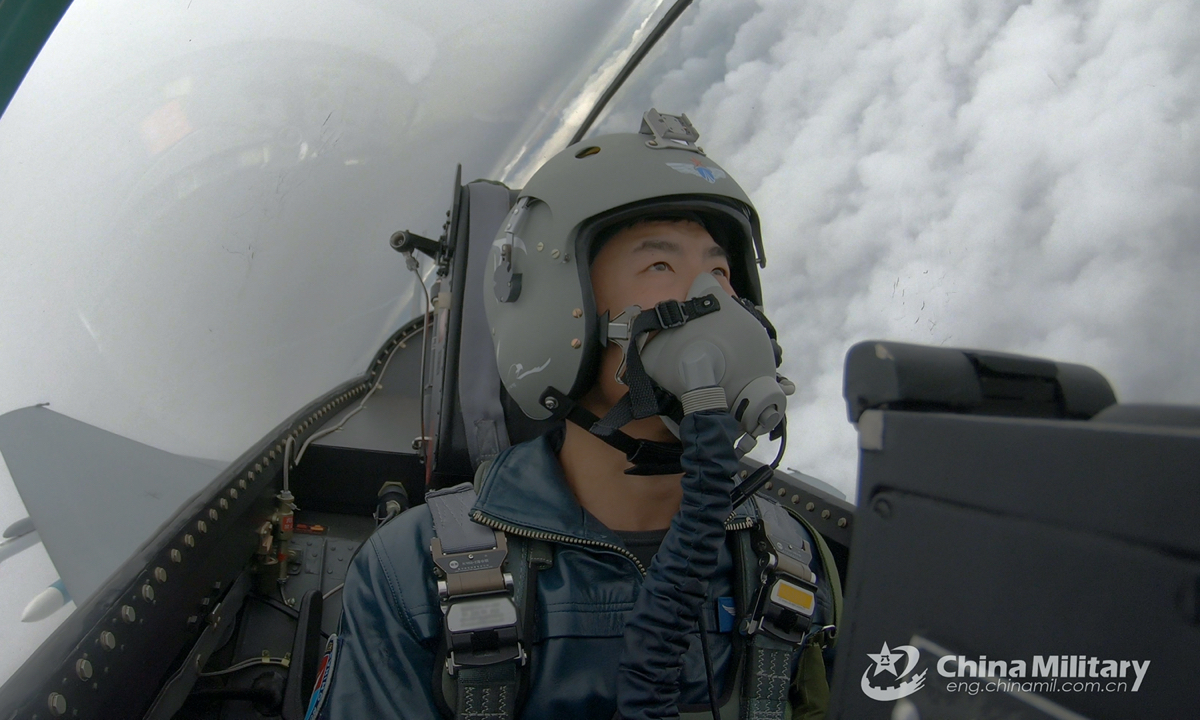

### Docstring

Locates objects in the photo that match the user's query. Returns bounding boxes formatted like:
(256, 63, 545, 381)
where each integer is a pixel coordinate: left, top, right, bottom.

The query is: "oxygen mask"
(609, 273, 794, 451)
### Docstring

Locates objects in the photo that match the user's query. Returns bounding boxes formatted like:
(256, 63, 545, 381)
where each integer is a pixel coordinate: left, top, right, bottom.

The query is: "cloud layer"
(601, 0, 1200, 497)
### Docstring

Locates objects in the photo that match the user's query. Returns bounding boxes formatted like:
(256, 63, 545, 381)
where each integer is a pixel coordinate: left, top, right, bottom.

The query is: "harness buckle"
(745, 501, 822, 644)
(443, 593, 527, 675)
(746, 571, 819, 644)
(431, 533, 526, 675)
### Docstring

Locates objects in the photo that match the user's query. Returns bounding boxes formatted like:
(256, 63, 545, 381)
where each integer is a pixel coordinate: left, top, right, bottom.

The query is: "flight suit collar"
(471, 428, 756, 545)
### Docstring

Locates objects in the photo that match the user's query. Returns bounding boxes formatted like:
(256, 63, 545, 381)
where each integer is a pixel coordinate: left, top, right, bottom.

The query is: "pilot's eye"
(712, 267, 728, 278)
(650, 261, 671, 272)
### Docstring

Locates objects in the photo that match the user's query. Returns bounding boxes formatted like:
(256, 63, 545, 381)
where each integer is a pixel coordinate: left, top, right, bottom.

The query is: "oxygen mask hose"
(615, 410, 739, 720)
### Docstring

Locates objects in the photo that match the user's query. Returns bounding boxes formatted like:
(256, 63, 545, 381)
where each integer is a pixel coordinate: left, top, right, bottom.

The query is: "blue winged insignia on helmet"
(666, 159, 727, 184)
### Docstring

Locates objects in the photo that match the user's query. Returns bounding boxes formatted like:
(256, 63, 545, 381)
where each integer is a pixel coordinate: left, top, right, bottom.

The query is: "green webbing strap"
(455, 662, 520, 720)
(735, 498, 844, 720)
(789, 643, 829, 720)
(785, 510, 841, 649)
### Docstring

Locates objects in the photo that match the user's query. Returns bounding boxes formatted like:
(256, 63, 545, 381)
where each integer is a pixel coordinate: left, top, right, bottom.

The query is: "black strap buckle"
(443, 592, 526, 675)
(430, 526, 526, 675)
(652, 293, 720, 331)
(654, 299, 687, 329)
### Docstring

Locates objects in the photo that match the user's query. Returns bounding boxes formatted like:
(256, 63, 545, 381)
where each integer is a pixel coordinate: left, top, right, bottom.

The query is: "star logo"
(666, 158, 727, 184)
(860, 642, 926, 702)
(868, 642, 904, 676)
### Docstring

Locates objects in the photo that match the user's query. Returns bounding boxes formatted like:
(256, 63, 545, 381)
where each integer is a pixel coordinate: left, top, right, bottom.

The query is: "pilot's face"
(585, 219, 735, 415)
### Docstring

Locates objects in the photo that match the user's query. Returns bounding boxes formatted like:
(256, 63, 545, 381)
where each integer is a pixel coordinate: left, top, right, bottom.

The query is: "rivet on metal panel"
(154, 567, 167, 583)
(47, 692, 66, 716)
(219, 498, 229, 510)
(571, 339, 582, 349)
(777, 488, 787, 498)
(764, 482, 773, 491)
(572, 308, 582, 318)
(536, 242, 544, 252)
(791, 495, 800, 504)
(238, 479, 247, 490)
(141, 585, 154, 602)
(255, 463, 262, 473)
(75, 658, 92, 681)
(229, 488, 238, 500)
(740, 470, 748, 479)
(873, 498, 892, 519)
(99, 631, 116, 650)
(248, 471, 255, 481)
(170, 549, 183, 563)
(821, 510, 831, 519)
(197, 521, 207, 534)
(120, 606, 136, 623)
(209, 509, 219, 522)
(805, 502, 815, 512)
(837, 518, 848, 528)
(184, 535, 195, 548)
(551, 249, 561, 259)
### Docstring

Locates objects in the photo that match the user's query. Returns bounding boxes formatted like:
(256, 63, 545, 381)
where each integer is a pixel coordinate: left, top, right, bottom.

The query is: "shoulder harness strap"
(426, 483, 524, 720)
(427, 482, 553, 720)
(734, 496, 841, 720)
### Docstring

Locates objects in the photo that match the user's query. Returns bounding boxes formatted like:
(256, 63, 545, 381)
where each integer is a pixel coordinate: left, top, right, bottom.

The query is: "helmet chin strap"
(537, 294, 721, 475)
(538, 387, 683, 476)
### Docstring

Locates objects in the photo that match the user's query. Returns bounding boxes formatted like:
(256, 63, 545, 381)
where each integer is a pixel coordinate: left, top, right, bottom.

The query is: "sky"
(1, 0, 1198, 687)
(595, 0, 1200, 491)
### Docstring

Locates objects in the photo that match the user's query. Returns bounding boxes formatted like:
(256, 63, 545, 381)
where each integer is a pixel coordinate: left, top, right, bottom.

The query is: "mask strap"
(621, 294, 721, 419)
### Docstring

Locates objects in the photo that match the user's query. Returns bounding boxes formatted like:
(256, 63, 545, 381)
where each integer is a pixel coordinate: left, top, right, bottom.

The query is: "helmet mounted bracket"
(494, 198, 531, 304)
(640, 108, 703, 154)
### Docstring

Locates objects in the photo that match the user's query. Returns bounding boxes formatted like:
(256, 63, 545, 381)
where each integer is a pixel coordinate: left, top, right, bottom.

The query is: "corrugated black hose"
(615, 410, 740, 720)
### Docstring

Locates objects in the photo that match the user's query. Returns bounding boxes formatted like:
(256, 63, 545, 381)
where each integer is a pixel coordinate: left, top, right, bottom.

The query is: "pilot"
(311, 112, 839, 720)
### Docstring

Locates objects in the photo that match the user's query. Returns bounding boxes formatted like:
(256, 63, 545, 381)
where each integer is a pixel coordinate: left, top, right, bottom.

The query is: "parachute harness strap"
(427, 484, 526, 720)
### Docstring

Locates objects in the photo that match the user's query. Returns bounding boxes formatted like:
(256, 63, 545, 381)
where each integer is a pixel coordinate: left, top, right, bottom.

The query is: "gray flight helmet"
(484, 110, 766, 421)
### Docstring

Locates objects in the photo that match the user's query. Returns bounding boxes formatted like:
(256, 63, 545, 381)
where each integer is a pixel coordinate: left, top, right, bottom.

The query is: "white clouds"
(604, 0, 1200, 496)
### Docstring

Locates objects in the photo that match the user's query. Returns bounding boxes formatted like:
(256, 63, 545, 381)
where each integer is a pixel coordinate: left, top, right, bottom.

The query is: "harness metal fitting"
(431, 533, 526, 675)
(745, 509, 820, 644)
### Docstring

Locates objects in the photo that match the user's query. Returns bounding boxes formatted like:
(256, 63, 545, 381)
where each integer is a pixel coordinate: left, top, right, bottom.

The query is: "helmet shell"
(484, 131, 765, 420)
